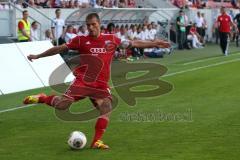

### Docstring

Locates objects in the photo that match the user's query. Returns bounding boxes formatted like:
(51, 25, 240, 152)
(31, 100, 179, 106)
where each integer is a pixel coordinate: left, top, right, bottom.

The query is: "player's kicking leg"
(23, 93, 73, 110)
(23, 94, 112, 149)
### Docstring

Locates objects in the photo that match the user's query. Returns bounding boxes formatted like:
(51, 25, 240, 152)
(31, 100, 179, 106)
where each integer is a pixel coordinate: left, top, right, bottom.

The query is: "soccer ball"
(67, 131, 87, 149)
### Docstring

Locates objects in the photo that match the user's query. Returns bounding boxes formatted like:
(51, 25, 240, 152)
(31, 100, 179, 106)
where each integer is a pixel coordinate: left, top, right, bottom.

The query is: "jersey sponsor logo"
(90, 48, 107, 54)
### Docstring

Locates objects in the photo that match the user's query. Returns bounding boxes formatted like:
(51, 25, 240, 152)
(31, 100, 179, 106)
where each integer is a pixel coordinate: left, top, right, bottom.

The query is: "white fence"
(0, 41, 74, 94)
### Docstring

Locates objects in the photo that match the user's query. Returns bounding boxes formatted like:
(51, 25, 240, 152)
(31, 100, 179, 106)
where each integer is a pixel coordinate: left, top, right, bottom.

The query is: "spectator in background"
(94, 0, 102, 8)
(212, 19, 219, 44)
(187, 23, 203, 48)
(18, 10, 31, 42)
(116, 25, 128, 41)
(109, 0, 118, 8)
(77, 24, 88, 36)
(79, 0, 90, 8)
(90, 0, 96, 7)
(127, 0, 136, 8)
(100, 25, 105, 33)
(176, 10, 187, 49)
(234, 10, 240, 46)
(45, 29, 54, 42)
(64, 25, 77, 42)
(51, 9, 65, 45)
(201, 13, 207, 43)
(170, 22, 177, 43)
(142, 25, 150, 40)
(194, 11, 204, 39)
(73, 0, 80, 7)
(106, 23, 115, 34)
(128, 25, 138, 40)
(31, 21, 39, 41)
(136, 25, 143, 40)
(118, 0, 127, 8)
(148, 24, 157, 40)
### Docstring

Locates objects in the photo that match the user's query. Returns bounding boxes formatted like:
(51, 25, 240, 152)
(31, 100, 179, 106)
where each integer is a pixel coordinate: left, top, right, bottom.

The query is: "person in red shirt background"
(217, 7, 237, 56)
(187, 23, 203, 48)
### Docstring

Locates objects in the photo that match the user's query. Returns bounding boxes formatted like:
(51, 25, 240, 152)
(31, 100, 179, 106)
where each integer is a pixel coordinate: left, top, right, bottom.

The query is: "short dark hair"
(86, 13, 100, 22)
(22, 10, 28, 15)
(31, 21, 37, 26)
(55, 9, 61, 13)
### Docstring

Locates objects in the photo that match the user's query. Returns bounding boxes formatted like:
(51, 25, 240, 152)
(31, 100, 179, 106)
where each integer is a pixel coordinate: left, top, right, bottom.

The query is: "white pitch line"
(0, 104, 36, 114)
(183, 52, 240, 66)
(0, 58, 240, 114)
(164, 58, 240, 77)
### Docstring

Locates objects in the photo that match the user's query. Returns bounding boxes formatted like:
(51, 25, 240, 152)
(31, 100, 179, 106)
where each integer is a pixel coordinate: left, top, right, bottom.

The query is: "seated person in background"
(106, 23, 116, 34)
(187, 23, 203, 48)
(128, 25, 138, 40)
(118, 0, 127, 8)
(79, 0, 90, 8)
(148, 24, 157, 41)
(77, 24, 88, 36)
(31, 21, 39, 41)
(127, 0, 136, 8)
(64, 25, 77, 43)
(45, 29, 54, 41)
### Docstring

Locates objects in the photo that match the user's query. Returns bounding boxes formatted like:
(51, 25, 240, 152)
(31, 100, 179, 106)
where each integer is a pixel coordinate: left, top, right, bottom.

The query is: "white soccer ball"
(68, 131, 87, 149)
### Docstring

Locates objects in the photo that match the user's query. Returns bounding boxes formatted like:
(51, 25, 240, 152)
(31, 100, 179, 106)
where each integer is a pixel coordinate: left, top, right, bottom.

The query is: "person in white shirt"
(77, 24, 89, 36)
(136, 26, 143, 40)
(64, 25, 77, 43)
(45, 29, 54, 41)
(78, 0, 90, 8)
(51, 9, 65, 43)
(128, 25, 138, 40)
(194, 11, 204, 39)
(116, 25, 128, 41)
(31, 21, 39, 41)
(148, 24, 157, 40)
(141, 25, 150, 40)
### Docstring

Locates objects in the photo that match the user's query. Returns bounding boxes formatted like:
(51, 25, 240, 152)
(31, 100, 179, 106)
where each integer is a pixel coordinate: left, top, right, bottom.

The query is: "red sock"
(39, 95, 56, 106)
(91, 117, 109, 146)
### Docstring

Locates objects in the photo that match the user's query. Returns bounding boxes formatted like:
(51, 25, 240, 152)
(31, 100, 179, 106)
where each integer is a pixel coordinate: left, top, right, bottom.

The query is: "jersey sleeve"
(18, 21, 24, 30)
(66, 36, 81, 50)
(113, 35, 121, 46)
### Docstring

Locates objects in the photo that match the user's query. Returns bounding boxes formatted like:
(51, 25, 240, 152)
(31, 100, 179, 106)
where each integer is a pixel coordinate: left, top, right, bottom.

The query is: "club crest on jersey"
(104, 40, 117, 52)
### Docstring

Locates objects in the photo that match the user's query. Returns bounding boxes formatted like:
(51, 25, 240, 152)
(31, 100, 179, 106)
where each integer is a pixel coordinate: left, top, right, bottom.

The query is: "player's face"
(86, 18, 101, 38)
(221, 8, 225, 14)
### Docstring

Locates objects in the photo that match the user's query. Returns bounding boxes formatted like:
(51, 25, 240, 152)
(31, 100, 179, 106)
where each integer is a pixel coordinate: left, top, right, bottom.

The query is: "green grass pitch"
(0, 43, 240, 160)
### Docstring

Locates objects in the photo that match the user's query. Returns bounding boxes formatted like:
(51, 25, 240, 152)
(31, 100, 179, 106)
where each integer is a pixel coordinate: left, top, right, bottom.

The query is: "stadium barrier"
(0, 41, 74, 94)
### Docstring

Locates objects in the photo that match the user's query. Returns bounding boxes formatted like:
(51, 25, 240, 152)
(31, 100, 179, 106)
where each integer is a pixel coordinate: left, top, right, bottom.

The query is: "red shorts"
(63, 78, 112, 103)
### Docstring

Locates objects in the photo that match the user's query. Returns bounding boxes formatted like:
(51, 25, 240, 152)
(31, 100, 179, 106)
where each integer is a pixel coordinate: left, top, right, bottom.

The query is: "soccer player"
(23, 13, 170, 149)
(217, 7, 237, 56)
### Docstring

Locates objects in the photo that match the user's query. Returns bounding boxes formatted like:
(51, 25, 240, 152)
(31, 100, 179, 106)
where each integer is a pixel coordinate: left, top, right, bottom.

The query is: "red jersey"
(66, 34, 121, 88)
(217, 14, 232, 33)
(190, 26, 197, 34)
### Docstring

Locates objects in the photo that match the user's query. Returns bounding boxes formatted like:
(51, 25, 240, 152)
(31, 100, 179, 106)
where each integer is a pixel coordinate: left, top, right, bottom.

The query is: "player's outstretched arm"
(130, 39, 171, 49)
(27, 44, 68, 62)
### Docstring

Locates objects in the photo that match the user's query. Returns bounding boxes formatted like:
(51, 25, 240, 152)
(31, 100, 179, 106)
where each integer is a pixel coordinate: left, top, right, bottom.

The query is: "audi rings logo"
(90, 48, 107, 54)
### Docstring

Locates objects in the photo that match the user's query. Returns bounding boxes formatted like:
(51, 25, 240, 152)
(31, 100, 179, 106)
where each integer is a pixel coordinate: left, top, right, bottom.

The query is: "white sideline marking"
(0, 58, 240, 114)
(164, 58, 240, 77)
(183, 52, 240, 65)
(0, 104, 36, 114)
